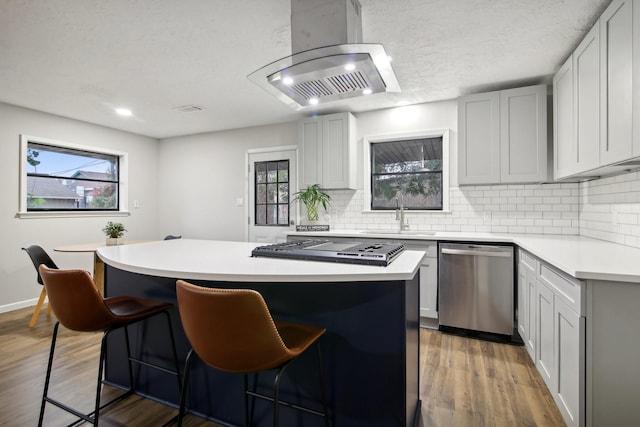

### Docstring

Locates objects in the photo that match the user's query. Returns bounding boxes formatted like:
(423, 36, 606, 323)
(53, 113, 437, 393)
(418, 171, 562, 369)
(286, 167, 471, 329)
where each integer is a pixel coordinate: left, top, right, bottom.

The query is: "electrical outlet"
(133, 200, 140, 208)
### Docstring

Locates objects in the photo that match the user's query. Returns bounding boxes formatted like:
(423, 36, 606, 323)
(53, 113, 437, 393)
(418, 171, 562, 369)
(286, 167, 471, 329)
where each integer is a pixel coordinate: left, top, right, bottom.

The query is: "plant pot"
(305, 204, 319, 222)
(106, 237, 123, 246)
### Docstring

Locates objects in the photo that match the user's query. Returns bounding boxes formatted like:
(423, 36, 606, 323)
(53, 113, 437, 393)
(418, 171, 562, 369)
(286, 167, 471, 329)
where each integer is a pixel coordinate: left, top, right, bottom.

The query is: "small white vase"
(106, 237, 123, 246)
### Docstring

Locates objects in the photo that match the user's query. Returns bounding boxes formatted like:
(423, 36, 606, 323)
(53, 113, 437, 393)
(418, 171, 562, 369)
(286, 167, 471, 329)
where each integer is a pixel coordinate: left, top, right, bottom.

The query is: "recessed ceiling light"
(115, 108, 132, 117)
(309, 98, 319, 105)
(283, 77, 294, 86)
(395, 100, 410, 106)
(363, 88, 372, 95)
(344, 63, 356, 71)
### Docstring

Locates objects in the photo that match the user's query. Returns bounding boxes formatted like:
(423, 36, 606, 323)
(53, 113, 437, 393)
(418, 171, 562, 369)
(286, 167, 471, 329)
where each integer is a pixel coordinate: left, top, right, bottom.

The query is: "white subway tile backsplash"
(579, 169, 640, 249)
(325, 183, 580, 237)
(322, 169, 639, 248)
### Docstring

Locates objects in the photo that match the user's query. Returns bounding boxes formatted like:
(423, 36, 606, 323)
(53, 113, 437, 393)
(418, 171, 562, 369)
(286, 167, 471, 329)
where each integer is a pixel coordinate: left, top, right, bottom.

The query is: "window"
(19, 135, 128, 216)
(365, 129, 449, 211)
(254, 160, 290, 225)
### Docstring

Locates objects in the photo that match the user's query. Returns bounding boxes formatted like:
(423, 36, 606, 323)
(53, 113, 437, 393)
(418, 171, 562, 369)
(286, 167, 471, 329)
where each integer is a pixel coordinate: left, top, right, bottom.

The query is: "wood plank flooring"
(0, 307, 565, 426)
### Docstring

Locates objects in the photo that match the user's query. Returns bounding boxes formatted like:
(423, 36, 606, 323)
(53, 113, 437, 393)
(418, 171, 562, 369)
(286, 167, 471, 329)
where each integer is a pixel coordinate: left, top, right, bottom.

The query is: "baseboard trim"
(0, 298, 39, 314)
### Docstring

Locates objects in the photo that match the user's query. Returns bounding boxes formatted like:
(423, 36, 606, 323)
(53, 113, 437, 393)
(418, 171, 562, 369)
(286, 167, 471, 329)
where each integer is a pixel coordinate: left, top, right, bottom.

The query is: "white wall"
(157, 122, 298, 241)
(0, 102, 159, 313)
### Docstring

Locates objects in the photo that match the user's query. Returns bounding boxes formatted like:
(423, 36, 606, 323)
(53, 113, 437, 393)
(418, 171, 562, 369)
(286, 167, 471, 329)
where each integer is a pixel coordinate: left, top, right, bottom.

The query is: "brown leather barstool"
(175, 280, 330, 427)
(38, 266, 182, 427)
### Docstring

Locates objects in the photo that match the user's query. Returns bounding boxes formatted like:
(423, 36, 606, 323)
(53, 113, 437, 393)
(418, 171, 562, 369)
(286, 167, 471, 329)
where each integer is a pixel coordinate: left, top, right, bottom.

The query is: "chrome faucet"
(395, 192, 409, 231)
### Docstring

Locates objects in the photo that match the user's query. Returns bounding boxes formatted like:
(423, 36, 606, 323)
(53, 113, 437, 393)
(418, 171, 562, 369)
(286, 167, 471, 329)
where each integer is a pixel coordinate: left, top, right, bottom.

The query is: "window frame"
(363, 129, 450, 212)
(17, 134, 130, 218)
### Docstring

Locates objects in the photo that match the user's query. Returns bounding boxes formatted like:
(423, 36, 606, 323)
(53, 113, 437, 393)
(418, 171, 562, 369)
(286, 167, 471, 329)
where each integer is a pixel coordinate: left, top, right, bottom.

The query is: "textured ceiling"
(0, 0, 611, 139)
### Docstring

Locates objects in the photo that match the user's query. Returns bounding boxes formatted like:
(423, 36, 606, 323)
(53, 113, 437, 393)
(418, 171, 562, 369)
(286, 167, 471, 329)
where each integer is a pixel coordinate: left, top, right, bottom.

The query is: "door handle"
(441, 248, 511, 257)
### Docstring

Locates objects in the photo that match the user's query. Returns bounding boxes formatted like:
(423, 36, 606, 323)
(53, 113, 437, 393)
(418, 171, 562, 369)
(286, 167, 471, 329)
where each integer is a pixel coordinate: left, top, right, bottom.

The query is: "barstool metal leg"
(244, 374, 250, 426)
(248, 372, 260, 426)
(92, 332, 110, 426)
(123, 325, 135, 390)
(272, 360, 293, 427)
(177, 348, 195, 427)
(162, 310, 183, 392)
(38, 310, 181, 426)
(38, 322, 60, 427)
(316, 343, 330, 427)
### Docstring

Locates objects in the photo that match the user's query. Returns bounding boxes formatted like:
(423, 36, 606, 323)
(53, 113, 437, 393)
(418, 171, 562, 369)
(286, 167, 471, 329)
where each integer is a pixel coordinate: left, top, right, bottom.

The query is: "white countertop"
(97, 239, 424, 283)
(287, 230, 640, 283)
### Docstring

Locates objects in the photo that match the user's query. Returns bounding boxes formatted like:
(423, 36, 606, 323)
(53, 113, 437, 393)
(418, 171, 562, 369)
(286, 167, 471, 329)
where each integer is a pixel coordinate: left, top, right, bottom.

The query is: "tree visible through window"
(26, 142, 120, 211)
(255, 160, 290, 225)
(371, 137, 443, 210)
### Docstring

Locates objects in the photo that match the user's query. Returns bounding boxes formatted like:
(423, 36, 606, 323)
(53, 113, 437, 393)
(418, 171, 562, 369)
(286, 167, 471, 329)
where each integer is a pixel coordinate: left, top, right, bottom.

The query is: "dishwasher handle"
(440, 248, 512, 258)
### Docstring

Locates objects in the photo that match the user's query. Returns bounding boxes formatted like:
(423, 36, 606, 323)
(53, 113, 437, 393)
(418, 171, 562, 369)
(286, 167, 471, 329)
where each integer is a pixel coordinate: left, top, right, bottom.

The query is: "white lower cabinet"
(518, 249, 585, 427)
(517, 250, 537, 359)
(536, 280, 556, 389)
(401, 241, 438, 324)
(554, 297, 585, 427)
(418, 246, 438, 321)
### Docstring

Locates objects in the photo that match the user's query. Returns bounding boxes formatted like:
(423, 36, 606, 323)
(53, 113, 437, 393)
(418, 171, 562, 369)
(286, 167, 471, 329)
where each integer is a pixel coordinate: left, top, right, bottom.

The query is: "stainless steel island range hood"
(247, 0, 400, 109)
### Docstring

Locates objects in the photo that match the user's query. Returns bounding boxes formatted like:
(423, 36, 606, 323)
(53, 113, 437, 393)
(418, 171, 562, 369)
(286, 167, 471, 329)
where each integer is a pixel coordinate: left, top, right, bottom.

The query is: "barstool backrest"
(39, 266, 117, 332)
(22, 245, 58, 285)
(176, 280, 294, 373)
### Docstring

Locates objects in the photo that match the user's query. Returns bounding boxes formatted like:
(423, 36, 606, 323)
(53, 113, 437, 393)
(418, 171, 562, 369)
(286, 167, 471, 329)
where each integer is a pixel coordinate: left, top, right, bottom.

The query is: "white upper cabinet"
(553, 0, 640, 180)
(554, 23, 601, 180)
(298, 112, 356, 190)
(299, 117, 322, 187)
(634, 0, 640, 157)
(574, 24, 601, 173)
(553, 57, 576, 179)
(600, 0, 633, 165)
(458, 91, 501, 185)
(500, 85, 548, 183)
(458, 85, 548, 185)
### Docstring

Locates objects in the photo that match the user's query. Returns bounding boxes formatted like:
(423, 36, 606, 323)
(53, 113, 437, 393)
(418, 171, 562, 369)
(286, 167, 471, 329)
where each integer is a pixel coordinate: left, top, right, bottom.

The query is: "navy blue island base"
(103, 264, 420, 427)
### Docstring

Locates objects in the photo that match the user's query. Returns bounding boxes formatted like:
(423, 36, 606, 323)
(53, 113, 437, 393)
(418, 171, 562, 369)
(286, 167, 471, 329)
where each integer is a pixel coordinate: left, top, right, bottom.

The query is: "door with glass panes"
(247, 148, 297, 243)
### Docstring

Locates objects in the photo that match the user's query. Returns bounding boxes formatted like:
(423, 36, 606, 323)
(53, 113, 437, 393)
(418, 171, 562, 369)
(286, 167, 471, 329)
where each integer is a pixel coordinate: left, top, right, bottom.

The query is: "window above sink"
(363, 128, 450, 213)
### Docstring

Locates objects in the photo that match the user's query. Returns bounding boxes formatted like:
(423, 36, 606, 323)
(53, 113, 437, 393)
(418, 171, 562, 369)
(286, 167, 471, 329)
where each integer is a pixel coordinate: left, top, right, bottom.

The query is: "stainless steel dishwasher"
(438, 242, 515, 337)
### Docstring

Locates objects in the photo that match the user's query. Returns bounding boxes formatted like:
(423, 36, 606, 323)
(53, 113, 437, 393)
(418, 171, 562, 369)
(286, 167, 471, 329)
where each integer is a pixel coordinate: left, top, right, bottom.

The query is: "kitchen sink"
(358, 230, 437, 236)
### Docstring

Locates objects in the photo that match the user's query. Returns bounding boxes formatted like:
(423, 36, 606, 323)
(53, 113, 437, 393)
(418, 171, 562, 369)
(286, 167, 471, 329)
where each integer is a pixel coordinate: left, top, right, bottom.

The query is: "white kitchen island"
(97, 239, 424, 427)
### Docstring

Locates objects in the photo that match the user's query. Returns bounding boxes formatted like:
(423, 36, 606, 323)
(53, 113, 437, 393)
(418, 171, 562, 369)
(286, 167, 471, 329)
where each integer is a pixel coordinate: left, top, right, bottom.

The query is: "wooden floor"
(0, 307, 565, 426)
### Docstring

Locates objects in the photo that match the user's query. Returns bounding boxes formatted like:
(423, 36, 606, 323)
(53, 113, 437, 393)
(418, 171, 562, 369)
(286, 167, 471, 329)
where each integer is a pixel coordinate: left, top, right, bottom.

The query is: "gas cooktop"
(251, 239, 405, 266)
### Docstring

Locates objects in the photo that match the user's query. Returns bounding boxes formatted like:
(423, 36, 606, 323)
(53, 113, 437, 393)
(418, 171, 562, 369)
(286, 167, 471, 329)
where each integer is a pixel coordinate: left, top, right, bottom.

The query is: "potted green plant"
(292, 184, 331, 223)
(103, 221, 126, 245)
